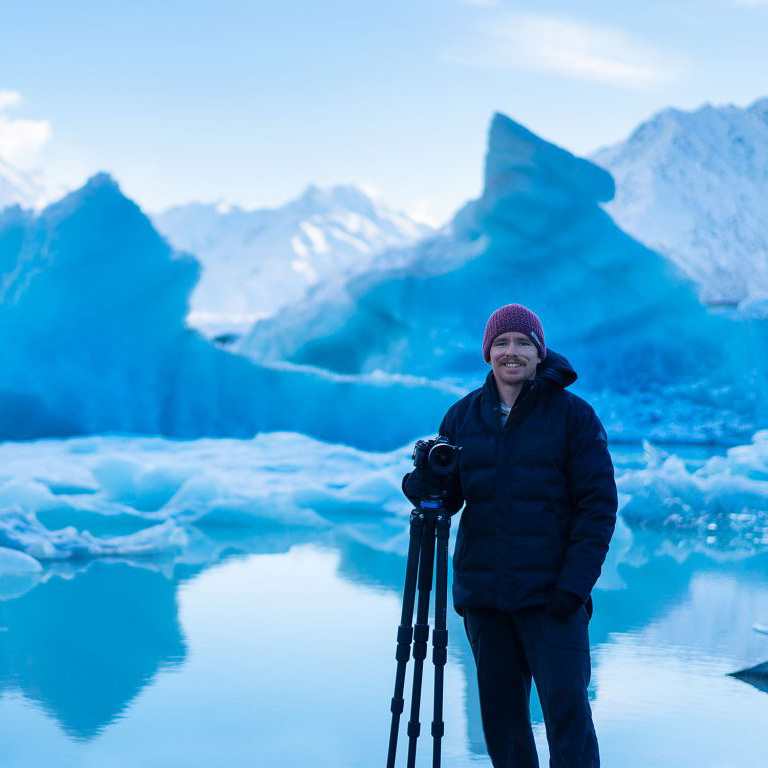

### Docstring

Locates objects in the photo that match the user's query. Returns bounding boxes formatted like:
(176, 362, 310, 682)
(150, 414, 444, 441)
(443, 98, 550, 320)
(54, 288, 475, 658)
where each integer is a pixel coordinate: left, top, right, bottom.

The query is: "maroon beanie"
(482, 304, 546, 362)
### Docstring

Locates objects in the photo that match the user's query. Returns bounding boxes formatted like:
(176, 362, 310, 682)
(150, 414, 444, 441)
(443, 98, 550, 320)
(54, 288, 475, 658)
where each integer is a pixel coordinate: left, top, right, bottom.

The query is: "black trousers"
(463, 605, 599, 768)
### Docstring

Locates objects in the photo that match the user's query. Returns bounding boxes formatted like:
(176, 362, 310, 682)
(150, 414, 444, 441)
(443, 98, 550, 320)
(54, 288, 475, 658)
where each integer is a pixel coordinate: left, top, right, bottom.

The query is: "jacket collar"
(479, 348, 577, 432)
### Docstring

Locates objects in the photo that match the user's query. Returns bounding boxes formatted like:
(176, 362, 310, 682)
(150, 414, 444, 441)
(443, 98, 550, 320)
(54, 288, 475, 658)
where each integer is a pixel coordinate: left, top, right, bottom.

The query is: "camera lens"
(429, 444, 459, 474)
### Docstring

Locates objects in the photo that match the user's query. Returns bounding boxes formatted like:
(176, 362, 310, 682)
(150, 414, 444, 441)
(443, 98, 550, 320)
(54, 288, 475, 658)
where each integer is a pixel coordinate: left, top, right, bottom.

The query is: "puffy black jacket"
(439, 350, 618, 615)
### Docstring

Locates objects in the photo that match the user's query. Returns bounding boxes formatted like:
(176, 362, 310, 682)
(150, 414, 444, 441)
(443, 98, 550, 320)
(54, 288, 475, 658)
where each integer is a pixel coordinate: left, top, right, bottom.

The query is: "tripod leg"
(406, 516, 437, 768)
(431, 513, 451, 768)
(386, 510, 424, 768)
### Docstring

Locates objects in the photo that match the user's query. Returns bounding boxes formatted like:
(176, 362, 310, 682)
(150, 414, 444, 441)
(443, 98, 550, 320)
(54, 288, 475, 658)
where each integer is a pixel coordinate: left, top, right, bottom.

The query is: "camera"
(412, 436, 461, 476)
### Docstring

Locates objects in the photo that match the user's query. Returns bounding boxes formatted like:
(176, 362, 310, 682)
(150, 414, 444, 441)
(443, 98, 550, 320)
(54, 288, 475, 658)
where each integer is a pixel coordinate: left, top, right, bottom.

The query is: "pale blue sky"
(2, 0, 768, 225)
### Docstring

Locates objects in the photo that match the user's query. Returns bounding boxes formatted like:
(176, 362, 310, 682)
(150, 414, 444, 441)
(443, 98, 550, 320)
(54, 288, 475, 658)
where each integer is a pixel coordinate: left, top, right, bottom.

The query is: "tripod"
(386, 498, 452, 768)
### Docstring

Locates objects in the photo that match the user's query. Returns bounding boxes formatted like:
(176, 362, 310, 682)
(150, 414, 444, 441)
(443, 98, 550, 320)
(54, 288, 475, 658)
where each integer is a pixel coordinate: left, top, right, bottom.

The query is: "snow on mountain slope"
(0, 156, 47, 211)
(152, 185, 432, 337)
(591, 98, 768, 306)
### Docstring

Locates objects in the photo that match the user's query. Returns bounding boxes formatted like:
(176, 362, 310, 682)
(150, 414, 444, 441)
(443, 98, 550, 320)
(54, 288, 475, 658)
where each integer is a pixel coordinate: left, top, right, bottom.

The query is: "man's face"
(489, 331, 541, 388)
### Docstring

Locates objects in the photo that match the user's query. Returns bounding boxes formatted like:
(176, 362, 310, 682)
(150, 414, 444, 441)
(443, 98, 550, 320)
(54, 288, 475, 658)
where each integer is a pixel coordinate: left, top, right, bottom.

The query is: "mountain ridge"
(590, 97, 768, 305)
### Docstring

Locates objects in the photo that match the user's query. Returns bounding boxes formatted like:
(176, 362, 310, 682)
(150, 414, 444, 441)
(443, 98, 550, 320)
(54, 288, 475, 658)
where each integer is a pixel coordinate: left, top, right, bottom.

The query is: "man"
(403, 303, 617, 768)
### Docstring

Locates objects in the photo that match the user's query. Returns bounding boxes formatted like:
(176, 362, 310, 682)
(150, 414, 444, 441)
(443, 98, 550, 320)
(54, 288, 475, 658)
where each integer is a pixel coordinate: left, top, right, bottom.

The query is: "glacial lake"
(1, 526, 767, 767)
(0, 435, 767, 767)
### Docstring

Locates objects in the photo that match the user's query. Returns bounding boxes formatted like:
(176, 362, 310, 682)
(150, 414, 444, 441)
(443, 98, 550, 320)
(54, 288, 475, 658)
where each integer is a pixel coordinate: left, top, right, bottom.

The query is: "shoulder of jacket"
(549, 388, 598, 421)
(556, 390, 610, 447)
(441, 385, 482, 430)
(449, 385, 482, 415)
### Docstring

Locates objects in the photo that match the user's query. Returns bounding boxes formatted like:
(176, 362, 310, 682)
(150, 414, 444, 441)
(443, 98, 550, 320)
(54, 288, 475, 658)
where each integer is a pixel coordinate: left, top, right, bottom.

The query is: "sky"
(2, 0, 768, 226)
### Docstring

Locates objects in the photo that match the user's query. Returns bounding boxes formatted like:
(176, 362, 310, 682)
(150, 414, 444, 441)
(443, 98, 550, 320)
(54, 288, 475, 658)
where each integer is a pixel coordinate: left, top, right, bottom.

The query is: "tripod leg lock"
(431, 721, 445, 738)
(413, 623, 430, 661)
(432, 628, 448, 666)
(407, 721, 421, 738)
(390, 696, 404, 715)
(395, 624, 414, 662)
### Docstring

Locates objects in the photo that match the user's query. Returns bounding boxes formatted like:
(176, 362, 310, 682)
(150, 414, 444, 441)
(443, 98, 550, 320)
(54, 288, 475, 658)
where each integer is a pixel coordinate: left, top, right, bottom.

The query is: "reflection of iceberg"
(0, 526, 322, 743)
(0, 561, 189, 740)
(729, 661, 768, 695)
(0, 546, 41, 599)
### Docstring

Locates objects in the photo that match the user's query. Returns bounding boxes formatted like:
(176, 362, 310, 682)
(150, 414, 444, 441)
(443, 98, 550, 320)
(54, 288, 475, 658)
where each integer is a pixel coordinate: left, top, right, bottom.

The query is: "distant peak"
(293, 183, 378, 216)
(84, 172, 120, 192)
(41, 171, 141, 223)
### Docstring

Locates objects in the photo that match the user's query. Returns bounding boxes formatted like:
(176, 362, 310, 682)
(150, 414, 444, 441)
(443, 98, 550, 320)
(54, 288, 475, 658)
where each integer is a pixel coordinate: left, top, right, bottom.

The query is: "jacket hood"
(535, 349, 577, 389)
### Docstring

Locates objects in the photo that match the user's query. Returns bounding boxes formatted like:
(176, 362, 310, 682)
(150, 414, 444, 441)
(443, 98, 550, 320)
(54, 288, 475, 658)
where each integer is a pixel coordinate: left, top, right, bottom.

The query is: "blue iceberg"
(243, 114, 768, 442)
(0, 175, 456, 448)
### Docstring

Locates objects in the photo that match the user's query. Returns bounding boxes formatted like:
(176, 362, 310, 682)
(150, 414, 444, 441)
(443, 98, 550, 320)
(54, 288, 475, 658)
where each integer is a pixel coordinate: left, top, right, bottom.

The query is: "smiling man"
(403, 303, 618, 768)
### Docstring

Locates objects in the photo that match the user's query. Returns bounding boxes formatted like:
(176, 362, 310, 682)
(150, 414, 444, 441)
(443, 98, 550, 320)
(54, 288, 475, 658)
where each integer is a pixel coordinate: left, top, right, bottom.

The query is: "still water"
(1, 523, 768, 767)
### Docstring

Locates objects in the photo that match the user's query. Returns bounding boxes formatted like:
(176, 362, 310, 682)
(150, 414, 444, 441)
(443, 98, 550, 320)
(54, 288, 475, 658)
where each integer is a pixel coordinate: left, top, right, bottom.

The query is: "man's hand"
(402, 468, 445, 508)
(546, 589, 583, 620)
(402, 467, 463, 514)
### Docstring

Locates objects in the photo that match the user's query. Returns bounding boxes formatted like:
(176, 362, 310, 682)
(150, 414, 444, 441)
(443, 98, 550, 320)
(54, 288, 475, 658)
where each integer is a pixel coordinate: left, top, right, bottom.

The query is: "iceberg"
(1, 116, 767, 447)
(0, 175, 456, 447)
(241, 113, 768, 442)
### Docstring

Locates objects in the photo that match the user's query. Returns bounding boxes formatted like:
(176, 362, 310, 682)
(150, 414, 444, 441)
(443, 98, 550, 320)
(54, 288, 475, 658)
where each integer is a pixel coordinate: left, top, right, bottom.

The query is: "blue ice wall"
(0, 175, 456, 448)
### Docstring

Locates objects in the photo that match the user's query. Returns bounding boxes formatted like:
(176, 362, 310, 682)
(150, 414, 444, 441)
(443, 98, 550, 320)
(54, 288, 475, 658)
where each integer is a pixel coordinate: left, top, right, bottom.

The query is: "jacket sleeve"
(556, 401, 618, 602)
(438, 407, 465, 514)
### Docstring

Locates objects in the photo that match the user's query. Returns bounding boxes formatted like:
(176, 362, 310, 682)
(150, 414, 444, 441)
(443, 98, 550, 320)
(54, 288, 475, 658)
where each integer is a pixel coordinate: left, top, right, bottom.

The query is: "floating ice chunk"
(617, 432, 768, 552)
(0, 504, 188, 561)
(0, 545, 42, 600)
(91, 458, 193, 512)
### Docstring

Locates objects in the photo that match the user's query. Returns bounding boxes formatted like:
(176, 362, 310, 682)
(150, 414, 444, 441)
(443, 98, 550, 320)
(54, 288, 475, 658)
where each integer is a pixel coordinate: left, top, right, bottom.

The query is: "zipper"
(503, 381, 537, 431)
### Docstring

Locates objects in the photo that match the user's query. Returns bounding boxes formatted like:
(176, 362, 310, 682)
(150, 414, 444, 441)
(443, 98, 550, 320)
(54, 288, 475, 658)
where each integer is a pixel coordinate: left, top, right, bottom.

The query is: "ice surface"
(1, 433, 767, 577)
(242, 113, 768, 442)
(0, 175, 456, 447)
(618, 431, 768, 552)
(0, 434, 415, 571)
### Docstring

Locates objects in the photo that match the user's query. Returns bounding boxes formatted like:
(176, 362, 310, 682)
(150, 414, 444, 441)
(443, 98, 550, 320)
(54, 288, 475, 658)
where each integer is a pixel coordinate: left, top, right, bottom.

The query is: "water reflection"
(730, 661, 768, 695)
(0, 521, 766, 767)
(0, 528, 318, 743)
(0, 561, 191, 740)
(333, 525, 768, 761)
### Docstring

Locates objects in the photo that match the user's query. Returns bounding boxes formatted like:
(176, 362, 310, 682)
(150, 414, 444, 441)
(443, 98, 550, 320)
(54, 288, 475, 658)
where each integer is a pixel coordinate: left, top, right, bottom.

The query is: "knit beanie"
(482, 304, 546, 362)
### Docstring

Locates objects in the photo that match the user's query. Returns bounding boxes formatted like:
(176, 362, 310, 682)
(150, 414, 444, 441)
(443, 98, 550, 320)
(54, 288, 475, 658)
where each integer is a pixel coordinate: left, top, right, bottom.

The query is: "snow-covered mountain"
(0, 156, 47, 210)
(152, 185, 432, 338)
(591, 98, 768, 306)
